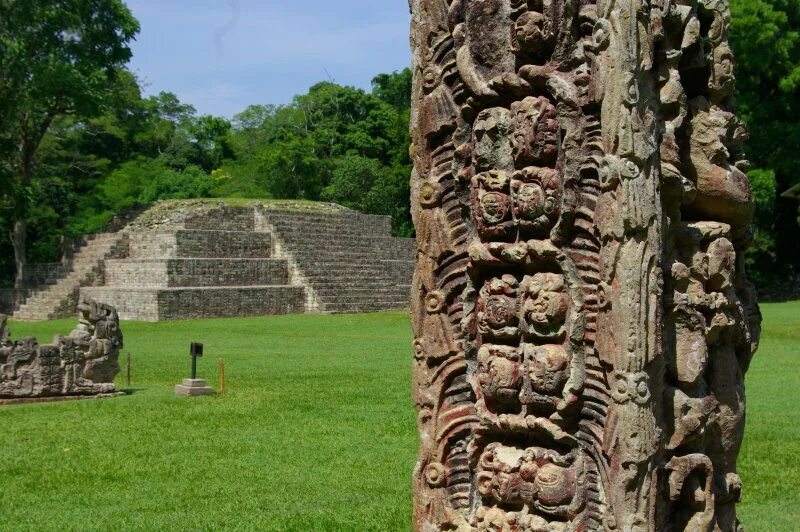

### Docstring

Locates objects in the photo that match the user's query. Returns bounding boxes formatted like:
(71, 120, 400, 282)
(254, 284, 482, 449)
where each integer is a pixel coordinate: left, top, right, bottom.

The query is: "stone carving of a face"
(515, 10, 547, 52)
(474, 107, 514, 171)
(525, 344, 570, 396)
(474, 170, 516, 240)
(482, 191, 509, 225)
(478, 275, 520, 340)
(511, 97, 558, 167)
(520, 273, 568, 340)
(706, 237, 736, 292)
(476, 443, 578, 509)
(513, 167, 560, 236)
(477, 345, 521, 407)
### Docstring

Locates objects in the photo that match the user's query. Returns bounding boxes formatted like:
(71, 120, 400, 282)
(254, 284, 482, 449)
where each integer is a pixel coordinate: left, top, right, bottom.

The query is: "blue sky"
(125, 1, 412, 118)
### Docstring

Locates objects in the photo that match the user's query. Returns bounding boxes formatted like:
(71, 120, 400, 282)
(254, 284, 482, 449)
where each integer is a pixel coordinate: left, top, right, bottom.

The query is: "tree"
(0, 0, 139, 294)
(731, 0, 800, 283)
(224, 77, 415, 234)
(372, 68, 412, 112)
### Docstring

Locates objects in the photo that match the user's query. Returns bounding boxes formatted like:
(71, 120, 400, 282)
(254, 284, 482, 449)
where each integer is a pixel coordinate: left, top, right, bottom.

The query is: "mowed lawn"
(1, 303, 798, 531)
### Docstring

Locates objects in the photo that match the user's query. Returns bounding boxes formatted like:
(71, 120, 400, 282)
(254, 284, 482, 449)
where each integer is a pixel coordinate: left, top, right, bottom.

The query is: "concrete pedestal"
(174, 378, 214, 396)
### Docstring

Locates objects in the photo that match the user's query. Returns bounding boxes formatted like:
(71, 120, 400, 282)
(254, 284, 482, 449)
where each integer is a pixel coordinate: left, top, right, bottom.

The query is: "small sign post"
(190, 342, 203, 379)
(175, 342, 214, 397)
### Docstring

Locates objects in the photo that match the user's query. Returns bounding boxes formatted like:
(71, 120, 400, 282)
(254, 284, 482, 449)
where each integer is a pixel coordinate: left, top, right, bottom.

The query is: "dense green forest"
(1, 0, 798, 291)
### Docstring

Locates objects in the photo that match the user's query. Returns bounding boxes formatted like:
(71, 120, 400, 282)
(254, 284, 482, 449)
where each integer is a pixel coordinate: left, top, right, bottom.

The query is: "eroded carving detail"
(411, 0, 759, 530)
(0, 299, 122, 398)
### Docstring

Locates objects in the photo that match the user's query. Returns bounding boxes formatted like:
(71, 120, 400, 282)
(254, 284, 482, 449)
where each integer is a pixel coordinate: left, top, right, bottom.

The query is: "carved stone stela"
(0, 299, 122, 398)
(409, 1, 761, 530)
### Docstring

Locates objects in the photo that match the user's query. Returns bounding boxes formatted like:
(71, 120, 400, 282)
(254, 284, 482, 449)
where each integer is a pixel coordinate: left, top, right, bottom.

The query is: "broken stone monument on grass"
(409, 0, 761, 530)
(0, 298, 122, 400)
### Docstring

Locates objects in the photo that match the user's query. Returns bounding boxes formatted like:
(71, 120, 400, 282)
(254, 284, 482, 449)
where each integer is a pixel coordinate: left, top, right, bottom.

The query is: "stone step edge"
(129, 229, 273, 236)
(106, 258, 287, 264)
(82, 285, 304, 292)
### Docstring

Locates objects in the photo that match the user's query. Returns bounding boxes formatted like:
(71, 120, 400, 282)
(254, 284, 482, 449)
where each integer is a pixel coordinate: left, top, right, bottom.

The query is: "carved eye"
(593, 19, 610, 49)
(425, 291, 446, 313)
(623, 74, 640, 105)
(424, 462, 447, 487)
(637, 380, 649, 397)
(422, 66, 439, 91)
(420, 182, 440, 207)
(623, 159, 641, 179)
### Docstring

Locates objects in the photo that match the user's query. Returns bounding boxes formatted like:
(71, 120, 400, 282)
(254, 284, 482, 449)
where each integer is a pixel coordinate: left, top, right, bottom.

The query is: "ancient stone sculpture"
(0, 298, 122, 398)
(409, 0, 760, 530)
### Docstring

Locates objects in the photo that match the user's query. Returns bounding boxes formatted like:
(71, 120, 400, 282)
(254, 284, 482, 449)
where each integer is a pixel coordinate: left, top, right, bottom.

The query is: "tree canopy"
(729, 0, 800, 285)
(0, 2, 797, 292)
(217, 73, 413, 234)
(0, 0, 139, 289)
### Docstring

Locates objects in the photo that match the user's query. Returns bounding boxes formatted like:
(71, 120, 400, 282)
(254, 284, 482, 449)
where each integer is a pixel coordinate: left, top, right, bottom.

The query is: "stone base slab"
(175, 379, 214, 396)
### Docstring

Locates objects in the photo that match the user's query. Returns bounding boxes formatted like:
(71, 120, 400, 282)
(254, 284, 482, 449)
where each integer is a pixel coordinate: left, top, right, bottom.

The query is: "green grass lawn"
(1, 303, 798, 531)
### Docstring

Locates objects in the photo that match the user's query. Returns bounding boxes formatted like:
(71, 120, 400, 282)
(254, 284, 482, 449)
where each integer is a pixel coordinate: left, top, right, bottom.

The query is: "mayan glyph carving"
(0, 299, 122, 398)
(409, 0, 760, 530)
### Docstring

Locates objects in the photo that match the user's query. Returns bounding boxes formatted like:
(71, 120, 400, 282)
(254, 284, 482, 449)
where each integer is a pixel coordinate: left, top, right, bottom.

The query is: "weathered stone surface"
(15, 201, 415, 321)
(174, 378, 214, 396)
(104, 258, 291, 288)
(259, 208, 415, 313)
(0, 298, 122, 398)
(409, 1, 760, 530)
(11, 233, 128, 321)
(81, 286, 306, 322)
(0, 289, 32, 314)
(128, 230, 273, 259)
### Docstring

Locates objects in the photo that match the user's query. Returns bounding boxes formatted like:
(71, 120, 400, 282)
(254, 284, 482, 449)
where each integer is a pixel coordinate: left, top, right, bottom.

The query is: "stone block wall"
(0, 289, 30, 314)
(89, 217, 302, 320)
(260, 208, 415, 313)
(382, 260, 416, 286)
(182, 206, 255, 232)
(157, 286, 304, 319)
(15, 201, 416, 321)
(82, 286, 305, 321)
(80, 288, 160, 321)
(129, 230, 272, 259)
(104, 258, 290, 287)
(12, 233, 129, 322)
(24, 263, 68, 286)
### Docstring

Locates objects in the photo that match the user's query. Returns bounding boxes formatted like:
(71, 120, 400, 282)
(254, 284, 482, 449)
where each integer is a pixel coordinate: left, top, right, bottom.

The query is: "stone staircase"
(10, 201, 415, 321)
(82, 207, 306, 321)
(12, 233, 128, 321)
(260, 209, 414, 313)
